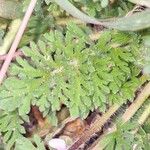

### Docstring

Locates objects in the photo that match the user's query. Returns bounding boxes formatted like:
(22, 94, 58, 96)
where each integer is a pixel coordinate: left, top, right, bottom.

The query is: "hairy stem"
(0, 50, 23, 61)
(0, 19, 21, 55)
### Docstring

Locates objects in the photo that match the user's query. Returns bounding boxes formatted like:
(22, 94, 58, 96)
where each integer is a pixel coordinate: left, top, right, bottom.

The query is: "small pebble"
(48, 138, 67, 150)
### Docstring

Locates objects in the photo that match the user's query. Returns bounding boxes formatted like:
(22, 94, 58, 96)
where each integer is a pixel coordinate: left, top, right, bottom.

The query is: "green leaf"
(101, 0, 109, 8)
(19, 95, 31, 116)
(0, 111, 25, 149)
(128, 0, 150, 7)
(99, 121, 137, 150)
(55, 0, 150, 31)
(15, 135, 45, 150)
(0, 24, 142, 148)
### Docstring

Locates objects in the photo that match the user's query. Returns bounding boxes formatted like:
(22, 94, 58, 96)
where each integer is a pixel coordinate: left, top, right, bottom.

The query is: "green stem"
(122, 82, 150, 122)
(92, 82, 150, 150)
(138, 100, 150, 125)
(0, 19, 21, 55)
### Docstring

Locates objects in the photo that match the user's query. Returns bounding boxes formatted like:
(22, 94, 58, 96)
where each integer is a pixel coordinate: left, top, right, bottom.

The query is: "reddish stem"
(0, 50, 23, 61)
(0, 0, 37, 84)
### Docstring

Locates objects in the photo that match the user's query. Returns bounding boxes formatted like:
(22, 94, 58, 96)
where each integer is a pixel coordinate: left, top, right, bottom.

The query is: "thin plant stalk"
(0, 0, 37, 84)
(92, 82, 150, 150)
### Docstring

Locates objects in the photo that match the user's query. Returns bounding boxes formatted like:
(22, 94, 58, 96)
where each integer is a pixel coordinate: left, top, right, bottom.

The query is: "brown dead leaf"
(31, 106, 46, 128)
(61, 118, 88, 140)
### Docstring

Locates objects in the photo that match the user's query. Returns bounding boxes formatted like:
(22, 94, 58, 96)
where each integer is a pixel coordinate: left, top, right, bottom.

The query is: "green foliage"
(0, 0, 149, 149)
(55, 0, 150, 31)
(0, 0, 133, 20)
(0, 23, 142, 148)
(15, 135, 45, 150)
(143, 117, 150, 133)
(100, 121, 150, 150)
(0, 111, 25, 149)
(136, 127, 150, 150)
(101, 121, 137, 150)
(99, 99, 150, 150)
(47, 0, 133, 18)
(20, 15, 53, 47)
